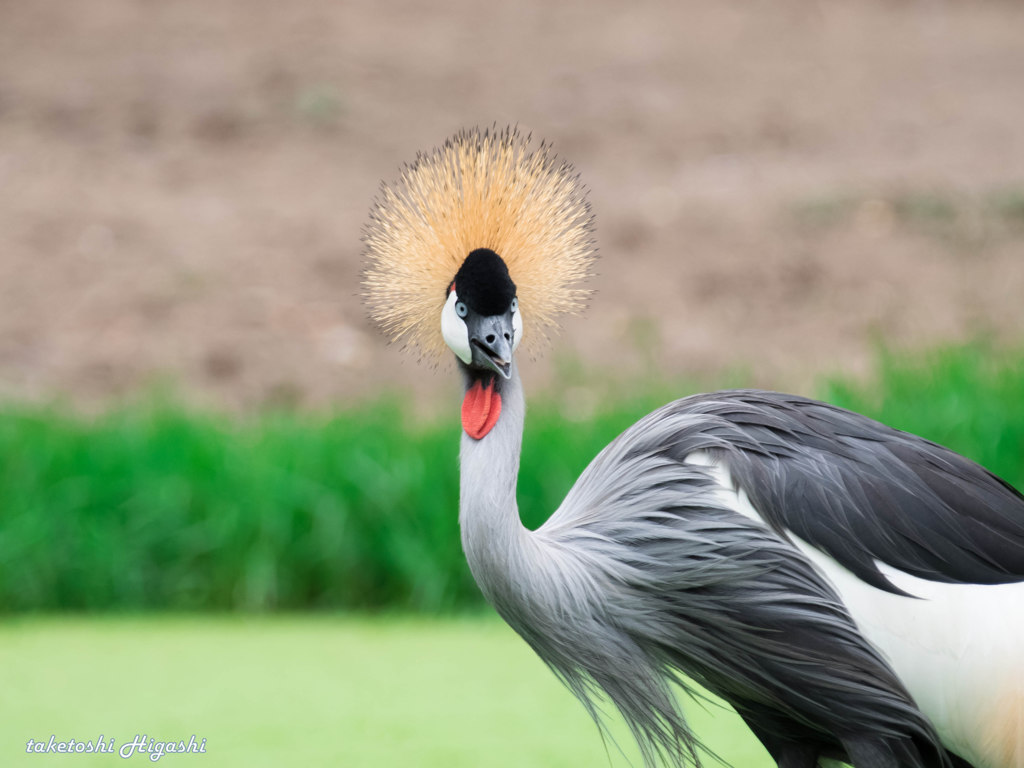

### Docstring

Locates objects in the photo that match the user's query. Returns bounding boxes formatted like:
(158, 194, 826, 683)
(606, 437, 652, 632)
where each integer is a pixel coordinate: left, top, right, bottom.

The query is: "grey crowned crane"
(362, 127, 1024, 768)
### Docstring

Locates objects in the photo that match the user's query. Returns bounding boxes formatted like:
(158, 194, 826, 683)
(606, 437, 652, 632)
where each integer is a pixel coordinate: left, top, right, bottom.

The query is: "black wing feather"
(666, 390, 1024, 594)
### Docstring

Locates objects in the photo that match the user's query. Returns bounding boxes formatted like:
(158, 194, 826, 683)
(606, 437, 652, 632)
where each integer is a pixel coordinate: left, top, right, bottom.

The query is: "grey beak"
(467, 313, 515, 379)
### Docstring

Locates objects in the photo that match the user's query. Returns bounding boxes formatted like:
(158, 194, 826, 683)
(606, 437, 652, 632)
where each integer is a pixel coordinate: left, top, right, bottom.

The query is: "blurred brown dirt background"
(1, 0, 1022, 412)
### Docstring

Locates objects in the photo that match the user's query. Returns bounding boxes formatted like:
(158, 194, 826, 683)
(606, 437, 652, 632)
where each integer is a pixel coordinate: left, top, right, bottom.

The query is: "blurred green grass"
(0, 615, 772, 768)
(822, 342, 1024, 482)
(0, 341, 1022, 613)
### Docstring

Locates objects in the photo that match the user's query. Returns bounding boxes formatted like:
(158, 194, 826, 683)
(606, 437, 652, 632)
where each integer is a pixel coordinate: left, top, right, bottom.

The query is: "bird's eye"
(456, 301, 468, 318)
(511, 297, 518, 312)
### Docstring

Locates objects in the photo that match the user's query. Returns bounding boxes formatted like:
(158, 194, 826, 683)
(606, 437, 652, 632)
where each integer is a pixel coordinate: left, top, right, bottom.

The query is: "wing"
(540, 388, 1023, 767)
(538, 388, 960, 766)
(666, 390, 1024, 594)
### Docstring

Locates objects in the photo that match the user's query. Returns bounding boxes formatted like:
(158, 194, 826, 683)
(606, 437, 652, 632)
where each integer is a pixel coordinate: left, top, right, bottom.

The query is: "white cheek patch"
(512, 307, 523, 352)
(441, 290, 472, 364)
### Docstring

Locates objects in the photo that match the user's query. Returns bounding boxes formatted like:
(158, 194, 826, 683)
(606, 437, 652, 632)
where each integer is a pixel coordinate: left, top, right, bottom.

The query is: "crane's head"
(363, 127, 596, 437)
(442, 247, 521, 380)
(363, 127, 595, 363)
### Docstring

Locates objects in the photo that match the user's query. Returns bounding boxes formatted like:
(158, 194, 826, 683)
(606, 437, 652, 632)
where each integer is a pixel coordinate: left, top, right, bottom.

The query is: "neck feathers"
(458, 363, 530, 603)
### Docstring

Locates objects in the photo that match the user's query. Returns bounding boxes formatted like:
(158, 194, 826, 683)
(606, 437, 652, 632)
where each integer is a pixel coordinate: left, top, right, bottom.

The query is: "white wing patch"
(684, 450, 1024, 768)
(684, 451, 762, 524)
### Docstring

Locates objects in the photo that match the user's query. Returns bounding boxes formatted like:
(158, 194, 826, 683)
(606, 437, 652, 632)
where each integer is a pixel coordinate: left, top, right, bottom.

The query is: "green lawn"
(0, 615, 771, 767)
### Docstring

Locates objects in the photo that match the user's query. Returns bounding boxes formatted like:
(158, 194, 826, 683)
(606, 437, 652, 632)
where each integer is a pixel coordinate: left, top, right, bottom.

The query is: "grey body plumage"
(461, 366, 1022, 768)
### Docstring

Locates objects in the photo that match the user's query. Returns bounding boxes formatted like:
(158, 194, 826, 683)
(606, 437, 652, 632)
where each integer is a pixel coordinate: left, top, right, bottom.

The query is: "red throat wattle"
(461, 378, 501, 440)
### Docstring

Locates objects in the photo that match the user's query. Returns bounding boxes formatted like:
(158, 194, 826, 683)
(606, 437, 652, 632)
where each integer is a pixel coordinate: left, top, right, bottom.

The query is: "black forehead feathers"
(451, 248, 517, 315)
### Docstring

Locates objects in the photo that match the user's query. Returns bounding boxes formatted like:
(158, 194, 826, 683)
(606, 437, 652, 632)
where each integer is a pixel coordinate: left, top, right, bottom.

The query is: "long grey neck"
(457, 363, 602, 698)
(458, 361, 533, 604)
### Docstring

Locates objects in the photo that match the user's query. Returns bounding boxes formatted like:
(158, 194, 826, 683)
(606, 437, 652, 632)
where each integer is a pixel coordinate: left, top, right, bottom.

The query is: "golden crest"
(363, 126, 596, 361)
